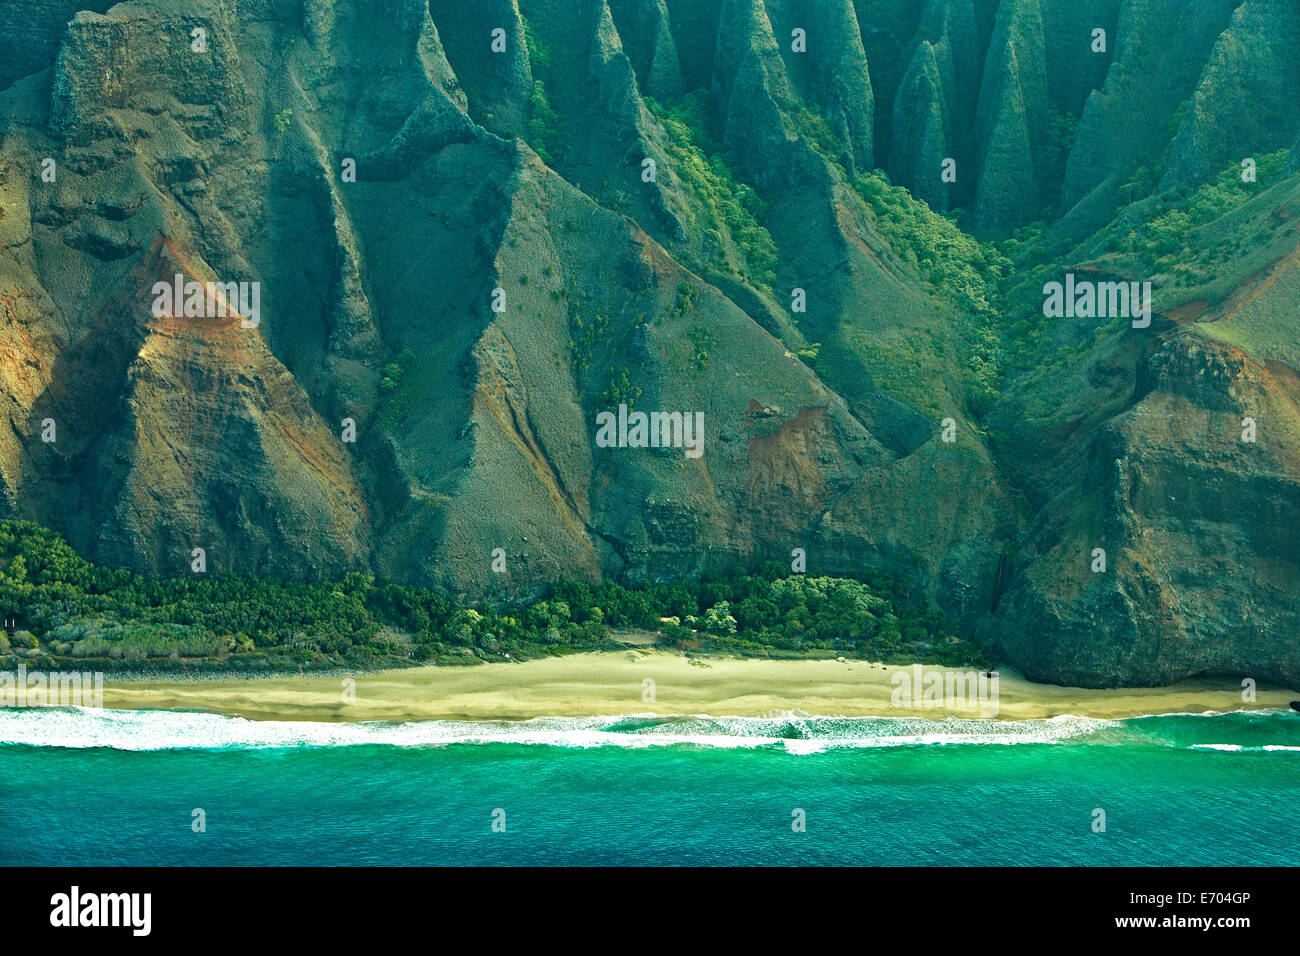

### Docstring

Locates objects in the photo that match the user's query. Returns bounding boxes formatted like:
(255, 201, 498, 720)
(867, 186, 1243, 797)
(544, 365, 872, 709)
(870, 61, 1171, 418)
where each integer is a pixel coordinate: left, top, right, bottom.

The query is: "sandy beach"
(93, 651, 1294, 722)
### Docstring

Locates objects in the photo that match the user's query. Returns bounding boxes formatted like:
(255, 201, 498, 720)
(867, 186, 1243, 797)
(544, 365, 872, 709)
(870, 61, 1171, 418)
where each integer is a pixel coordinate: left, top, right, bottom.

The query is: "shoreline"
(76, 651, 1295, 723)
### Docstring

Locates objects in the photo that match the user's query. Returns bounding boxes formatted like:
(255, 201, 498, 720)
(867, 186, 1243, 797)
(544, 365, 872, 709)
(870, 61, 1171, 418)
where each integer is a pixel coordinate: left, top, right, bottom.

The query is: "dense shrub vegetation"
(850, 170, 1010, 320)
(645, 94, 779, 294)
(0, 521, 986, 673)
(1104, 150, 1292, 275)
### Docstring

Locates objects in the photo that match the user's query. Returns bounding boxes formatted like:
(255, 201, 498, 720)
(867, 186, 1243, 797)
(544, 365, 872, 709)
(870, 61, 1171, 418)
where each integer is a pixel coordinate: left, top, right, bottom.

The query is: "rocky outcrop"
(51, 3, 250, 141)
(971, 0, 1049, 232)
(608, 0, 685, 100)
(1060, 0, 1236, 217)
(77, 238, 371, 579)
(1038, 0, 1118, 116)
(426, 0, 533, 137)
(712, 0, 795, 188)
(890, 42, 950, 210)
(916, 0, 981, 111)
(993, 332, 1300, 687)
(0, 0, 114, 89)
(795, 0, 875, 173)
(881, 0, 983, 209)
(1160, 0, 1300, 191)
(850, 0, 927, 165)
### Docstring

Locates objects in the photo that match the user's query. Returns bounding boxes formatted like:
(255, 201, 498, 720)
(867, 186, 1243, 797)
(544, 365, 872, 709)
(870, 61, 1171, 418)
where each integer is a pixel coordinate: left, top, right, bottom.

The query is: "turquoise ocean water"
(1, 709, 1297, 866)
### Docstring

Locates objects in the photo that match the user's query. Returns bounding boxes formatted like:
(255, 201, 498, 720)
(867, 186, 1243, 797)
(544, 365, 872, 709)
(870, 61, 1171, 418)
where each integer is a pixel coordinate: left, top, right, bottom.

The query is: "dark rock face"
(795, 0, 875, 174)
(51, 5, 251, 141)
(1059, 0, 1236, 217)
(972, 0, 1049, 232)
(1, 0, 1298, 687)
(1158, 0, 1300, 192)
(0, 0, 115, 88)
(1039, 0, 1118, 117)
(891, 41, 950, 210)
(609, 0, 685, 100)
(994, 333, 1300, 688)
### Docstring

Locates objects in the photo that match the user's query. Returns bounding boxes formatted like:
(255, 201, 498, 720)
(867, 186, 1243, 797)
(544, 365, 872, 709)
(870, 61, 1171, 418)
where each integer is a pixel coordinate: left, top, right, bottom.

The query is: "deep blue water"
(1, 709, 1297, 866)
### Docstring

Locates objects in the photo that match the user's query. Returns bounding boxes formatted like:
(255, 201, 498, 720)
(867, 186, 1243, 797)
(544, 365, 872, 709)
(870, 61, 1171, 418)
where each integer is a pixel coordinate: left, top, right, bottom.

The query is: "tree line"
(0, 520, 987, 672)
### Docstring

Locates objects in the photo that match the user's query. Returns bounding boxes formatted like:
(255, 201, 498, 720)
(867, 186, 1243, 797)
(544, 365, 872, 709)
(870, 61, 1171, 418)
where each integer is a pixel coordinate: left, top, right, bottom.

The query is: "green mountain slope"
(0, 0, 1296, 687)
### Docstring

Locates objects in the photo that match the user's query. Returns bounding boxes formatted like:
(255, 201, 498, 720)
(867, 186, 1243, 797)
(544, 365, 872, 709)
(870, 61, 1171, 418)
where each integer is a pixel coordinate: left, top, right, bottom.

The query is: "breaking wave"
(0, 708, 1293, 754)
(0, 707, 1120, 753)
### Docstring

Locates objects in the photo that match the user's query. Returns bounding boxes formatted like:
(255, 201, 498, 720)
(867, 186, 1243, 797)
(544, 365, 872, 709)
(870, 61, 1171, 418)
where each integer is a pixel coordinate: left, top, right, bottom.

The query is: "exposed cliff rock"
(873, 0, 990, 209)
(51, 2, 250, 142)
(793, 0, 875, 174)
(1060, 0, 1236, 218)
(994, 332, 1300, 687)
(426, 0, 533, 138)
(850, 0, 927, 165)
(74, 237, 370, 579)
(712, 0, 795, 189)
(1160, 0, 1300, 192)
(890, 41, 950, 210)
(915, 0, 981, 113)
(608, 0, 685, 100)
(0, 0, 115, 88)
(972, 0, 1049, 232)
(1038, 0, 1118, 116)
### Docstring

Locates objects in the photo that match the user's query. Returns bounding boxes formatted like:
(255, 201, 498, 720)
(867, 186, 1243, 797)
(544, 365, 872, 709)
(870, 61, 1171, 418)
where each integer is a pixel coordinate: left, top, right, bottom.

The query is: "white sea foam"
(0, 707, 1121, 753)
(1192, 743, 1300, 753)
